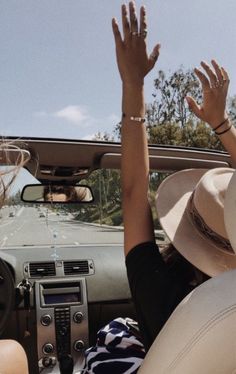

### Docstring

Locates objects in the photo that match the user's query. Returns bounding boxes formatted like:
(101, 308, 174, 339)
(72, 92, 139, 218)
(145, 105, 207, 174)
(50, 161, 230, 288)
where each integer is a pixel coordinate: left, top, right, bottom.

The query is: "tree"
(228, 95, 236, 126)
(147, 119, 223, 150)
(146, 66, 233, 151)
(146, 67, 202, 128)
(114, 67, 203, 139)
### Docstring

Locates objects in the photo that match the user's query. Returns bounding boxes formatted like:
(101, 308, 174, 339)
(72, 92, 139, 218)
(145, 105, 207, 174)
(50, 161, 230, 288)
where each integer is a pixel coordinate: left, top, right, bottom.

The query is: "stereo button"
(43, 343, 54, 354)
(59, 326, 68, 336)
(73, 312, 83, 324)
(74, 340, 85, 352)
(41, 314, 52, 326)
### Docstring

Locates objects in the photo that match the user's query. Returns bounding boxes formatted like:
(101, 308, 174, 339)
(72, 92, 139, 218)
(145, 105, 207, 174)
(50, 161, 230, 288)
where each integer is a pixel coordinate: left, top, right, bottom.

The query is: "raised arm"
(112, 2, 160, 255)
(186, 60, 236, 166)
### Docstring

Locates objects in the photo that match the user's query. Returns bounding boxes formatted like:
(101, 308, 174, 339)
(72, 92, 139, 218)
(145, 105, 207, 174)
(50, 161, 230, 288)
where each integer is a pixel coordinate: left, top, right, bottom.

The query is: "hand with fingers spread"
(186, 60, 230, 129)
(186, 60, 236, 164)
(112, 2, 160, 86)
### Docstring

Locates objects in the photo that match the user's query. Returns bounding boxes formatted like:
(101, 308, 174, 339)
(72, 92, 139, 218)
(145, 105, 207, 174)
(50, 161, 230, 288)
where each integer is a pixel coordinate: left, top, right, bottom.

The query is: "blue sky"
(1, 0, 236, 140)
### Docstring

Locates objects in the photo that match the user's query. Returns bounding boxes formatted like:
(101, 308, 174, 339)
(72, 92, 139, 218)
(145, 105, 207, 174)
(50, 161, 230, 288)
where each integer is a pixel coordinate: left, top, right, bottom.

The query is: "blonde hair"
(0, 140, 30, 206)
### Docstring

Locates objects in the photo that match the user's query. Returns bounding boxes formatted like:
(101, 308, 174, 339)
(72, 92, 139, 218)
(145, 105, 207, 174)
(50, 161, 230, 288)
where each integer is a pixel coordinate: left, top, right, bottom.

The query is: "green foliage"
(228, 95, 236, 125)
(76, 168, 122, 226)
(111, 209, 123, 226)
(115, 66, 235, 152)
(147, 121, 182, 145)
(145, 67, 235, 152)
(148, 120, 224, 150)
(148, 68, 202, 128)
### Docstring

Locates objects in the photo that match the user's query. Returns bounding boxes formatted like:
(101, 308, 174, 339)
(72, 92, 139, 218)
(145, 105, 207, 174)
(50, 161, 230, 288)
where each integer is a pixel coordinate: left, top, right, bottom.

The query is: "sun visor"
(100, 152, 230, 172)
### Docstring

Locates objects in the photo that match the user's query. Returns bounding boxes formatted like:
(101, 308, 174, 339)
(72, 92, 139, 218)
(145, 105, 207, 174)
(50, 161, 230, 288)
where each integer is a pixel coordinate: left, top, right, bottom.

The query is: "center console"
(35, 278, 88, 373)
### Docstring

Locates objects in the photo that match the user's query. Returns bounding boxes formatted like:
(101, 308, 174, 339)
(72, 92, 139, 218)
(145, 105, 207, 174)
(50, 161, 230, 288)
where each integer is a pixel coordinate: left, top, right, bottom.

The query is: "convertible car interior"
(0, 136, 233, 374)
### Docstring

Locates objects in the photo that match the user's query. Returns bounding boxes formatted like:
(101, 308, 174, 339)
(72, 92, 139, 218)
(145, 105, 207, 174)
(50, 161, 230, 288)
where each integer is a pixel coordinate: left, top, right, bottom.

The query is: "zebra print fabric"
(83, 317, 145, 373)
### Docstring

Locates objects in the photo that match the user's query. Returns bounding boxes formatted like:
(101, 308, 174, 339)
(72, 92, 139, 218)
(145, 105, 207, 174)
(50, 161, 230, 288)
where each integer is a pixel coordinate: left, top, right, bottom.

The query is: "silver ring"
(212, 81, 224, 89)
(212, 82, 220, 89)
(141, 29, 147, 38)
(131, 31, 139, 36)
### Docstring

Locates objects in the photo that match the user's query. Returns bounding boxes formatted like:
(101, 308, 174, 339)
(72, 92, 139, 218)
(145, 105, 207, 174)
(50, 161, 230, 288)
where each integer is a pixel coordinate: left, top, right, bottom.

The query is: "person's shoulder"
(126, 241, 160, 263)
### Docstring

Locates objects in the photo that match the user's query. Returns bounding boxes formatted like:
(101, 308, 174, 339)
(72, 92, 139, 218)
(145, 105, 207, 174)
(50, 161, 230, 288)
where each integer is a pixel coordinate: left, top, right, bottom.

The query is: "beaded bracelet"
(122, 113, 146, 123)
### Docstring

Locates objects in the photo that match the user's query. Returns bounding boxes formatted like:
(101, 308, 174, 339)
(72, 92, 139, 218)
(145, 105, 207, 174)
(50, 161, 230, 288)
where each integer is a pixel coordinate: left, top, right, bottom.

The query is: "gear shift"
(58, 354, 74, 374)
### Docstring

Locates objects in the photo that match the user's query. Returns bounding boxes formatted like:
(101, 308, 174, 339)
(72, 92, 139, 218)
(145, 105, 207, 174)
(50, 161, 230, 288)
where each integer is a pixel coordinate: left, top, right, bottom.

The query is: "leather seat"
(138, 269, 236, 373)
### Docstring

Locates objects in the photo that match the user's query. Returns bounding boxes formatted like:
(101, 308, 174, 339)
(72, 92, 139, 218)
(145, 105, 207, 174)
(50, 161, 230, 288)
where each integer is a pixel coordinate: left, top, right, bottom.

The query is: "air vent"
(64, 260, 89, 275)
(29, 262, 56, 277)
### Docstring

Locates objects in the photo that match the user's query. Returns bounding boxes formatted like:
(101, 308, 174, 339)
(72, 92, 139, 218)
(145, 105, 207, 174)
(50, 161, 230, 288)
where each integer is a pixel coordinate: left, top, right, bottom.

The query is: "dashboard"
(0, 245, 133, 373)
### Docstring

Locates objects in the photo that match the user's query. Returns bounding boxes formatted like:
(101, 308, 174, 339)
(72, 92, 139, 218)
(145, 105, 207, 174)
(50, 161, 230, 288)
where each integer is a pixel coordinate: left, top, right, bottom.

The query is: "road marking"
(0, 220, 15, 228)
(54, 222, 93, 231)
(15, 221, 27, 232)
(0, 236, 8, 247)
(16, 207, 25, 217)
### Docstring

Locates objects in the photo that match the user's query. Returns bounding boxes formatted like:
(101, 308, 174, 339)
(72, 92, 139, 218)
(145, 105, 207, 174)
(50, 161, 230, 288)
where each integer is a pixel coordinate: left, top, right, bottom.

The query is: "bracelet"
(122, 113, 146, 123)
(213, 118, 229, 131)
(215, 124, 232, 136)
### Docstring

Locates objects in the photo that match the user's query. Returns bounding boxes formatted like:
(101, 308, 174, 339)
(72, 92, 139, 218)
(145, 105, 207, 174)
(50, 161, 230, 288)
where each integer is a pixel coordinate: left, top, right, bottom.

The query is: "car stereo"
(40, 281, 82, 307)
(35, 278, 88, 372)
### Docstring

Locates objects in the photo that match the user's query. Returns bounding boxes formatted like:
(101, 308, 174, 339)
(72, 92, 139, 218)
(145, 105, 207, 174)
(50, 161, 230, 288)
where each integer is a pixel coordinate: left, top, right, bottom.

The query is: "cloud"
(32, 106, 120, 139)
(81, 133, 97, 140)
(53, 105, 88, 125)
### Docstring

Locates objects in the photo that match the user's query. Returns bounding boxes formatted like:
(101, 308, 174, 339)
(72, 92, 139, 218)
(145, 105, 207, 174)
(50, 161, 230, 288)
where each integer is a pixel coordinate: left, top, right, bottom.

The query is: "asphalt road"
(0, 206, 124, 247)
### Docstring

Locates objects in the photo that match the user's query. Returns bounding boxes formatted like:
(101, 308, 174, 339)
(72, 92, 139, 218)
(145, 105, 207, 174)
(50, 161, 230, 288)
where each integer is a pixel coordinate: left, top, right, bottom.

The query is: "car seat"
(138, 269, 236, 373)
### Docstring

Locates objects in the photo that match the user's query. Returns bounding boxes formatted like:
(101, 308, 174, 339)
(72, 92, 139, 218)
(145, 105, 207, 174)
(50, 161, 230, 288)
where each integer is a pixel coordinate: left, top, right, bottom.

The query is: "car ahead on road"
(60, 211, 68, 216)
(0, 137, 233, 374)
(9, 212, 15, 217)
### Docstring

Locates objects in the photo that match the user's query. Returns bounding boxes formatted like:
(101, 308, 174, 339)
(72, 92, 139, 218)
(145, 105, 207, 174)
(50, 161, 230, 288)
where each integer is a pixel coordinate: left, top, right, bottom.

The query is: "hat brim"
(224, 169, 236, 253)
(156, 169, 236, 277)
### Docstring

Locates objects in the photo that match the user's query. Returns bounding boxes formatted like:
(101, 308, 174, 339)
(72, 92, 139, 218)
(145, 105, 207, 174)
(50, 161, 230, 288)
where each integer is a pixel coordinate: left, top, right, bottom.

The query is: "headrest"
(138, 269, 236, 373)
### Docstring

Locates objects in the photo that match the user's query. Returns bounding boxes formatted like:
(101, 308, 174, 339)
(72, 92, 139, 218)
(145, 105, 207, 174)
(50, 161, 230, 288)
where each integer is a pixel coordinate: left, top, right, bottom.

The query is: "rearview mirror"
(21, 184, 94, 204)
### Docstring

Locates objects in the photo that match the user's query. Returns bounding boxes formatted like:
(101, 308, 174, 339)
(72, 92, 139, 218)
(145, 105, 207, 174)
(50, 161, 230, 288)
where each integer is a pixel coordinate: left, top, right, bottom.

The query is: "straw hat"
(155, 168, 236, 277)
(224, 169, 236, 253)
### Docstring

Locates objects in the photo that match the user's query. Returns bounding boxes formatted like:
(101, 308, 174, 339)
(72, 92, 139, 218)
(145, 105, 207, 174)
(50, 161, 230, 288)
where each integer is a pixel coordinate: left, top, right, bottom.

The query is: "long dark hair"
(162, 243, 210, 290)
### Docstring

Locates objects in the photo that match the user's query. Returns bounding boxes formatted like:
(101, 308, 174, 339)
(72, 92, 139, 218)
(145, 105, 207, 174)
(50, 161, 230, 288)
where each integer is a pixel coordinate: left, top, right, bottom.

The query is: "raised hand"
(186, 60, 230, 129)
(112, 1, 160, 86)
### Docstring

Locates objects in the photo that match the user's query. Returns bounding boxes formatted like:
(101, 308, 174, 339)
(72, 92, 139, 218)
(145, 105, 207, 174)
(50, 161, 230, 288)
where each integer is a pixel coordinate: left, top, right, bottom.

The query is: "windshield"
(0, 168, 167, 248)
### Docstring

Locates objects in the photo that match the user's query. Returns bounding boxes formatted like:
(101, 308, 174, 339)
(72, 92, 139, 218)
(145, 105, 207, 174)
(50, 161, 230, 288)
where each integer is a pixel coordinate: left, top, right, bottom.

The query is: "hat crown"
(155, 167, 236, 276)
(193, 168, 233, 240)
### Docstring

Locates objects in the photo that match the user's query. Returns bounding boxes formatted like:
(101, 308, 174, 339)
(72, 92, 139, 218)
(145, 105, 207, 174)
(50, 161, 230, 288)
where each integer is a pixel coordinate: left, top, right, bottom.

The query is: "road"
(0, 206, 124, 247)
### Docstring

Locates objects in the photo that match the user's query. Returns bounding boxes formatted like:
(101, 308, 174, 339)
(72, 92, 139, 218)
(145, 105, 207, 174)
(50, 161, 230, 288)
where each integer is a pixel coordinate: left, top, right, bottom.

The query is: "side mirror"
(21, 184, 94, 204)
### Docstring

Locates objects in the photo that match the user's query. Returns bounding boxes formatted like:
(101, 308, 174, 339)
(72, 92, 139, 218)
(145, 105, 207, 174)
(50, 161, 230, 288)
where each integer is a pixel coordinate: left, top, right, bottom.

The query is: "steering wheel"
(0, 258, 14, 335)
